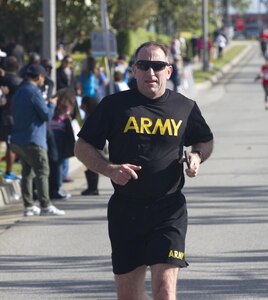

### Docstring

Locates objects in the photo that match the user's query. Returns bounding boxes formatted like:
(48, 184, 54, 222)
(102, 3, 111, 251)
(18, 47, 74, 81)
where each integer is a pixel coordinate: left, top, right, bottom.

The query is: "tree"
(0, 0, 102, 52)
(0, 0, 42, 51)
(107, 0, 156, 31)
(0, 0, 251, 55)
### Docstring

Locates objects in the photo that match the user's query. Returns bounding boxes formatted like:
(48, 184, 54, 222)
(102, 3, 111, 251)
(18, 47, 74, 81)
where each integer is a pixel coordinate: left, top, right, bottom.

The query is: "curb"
(0, 157, 84, 209)
(196, 41, 258, 91)
(0, 181, 21, 205)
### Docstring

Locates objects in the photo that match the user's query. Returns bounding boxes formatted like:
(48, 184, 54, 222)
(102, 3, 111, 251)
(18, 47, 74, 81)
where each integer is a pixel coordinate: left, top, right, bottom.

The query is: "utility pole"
(101, 0, 113, 92)
(202, 0, 209, 71)
(42, 0, 56, 90)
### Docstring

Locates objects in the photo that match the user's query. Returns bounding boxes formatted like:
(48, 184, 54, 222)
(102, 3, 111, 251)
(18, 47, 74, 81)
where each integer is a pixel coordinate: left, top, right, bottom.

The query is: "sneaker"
(4, 172, 22, 180)
(24, 205, 41, 217)
(40, 205, 65, 216)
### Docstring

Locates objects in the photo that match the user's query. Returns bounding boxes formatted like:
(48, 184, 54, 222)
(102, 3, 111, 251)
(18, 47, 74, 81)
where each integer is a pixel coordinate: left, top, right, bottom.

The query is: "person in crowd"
(48, 87, 76, 200)
(0, 56, 23, 180)
(56, 54, 76, 182)
(76, 56, 98, 98)
(5, 41, 25, 69)
(215, 32, 227, 59)
(75, 41, 214, 299)
(170, 36, 181, 60)
(197, 36, 203, 62)
(18, 52, 41, 79)
(169, 55, 181, 92)
(0, 48, 7, 68)
(96, 66, 108, 101)
(115, 53, 129, 83)
(79, 96, 100, 196)
(126, 57, 137, 89)
(10, 64, 65, 216)
(190, 33, 198, 60)
(56, 44, 66, 62)
(56, 54, 76, 91)
(105, 66, 129, 96)
(41, 58, 54, 101)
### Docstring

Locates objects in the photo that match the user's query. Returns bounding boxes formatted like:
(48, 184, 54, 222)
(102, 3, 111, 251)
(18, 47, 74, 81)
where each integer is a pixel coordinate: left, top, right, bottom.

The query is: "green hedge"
(117, 28, 171, 59)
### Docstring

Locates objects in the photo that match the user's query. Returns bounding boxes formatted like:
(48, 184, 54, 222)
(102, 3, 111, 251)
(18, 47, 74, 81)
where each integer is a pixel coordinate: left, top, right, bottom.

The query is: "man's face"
(37, 74, 45, 87)
(132, 45, 173, 99)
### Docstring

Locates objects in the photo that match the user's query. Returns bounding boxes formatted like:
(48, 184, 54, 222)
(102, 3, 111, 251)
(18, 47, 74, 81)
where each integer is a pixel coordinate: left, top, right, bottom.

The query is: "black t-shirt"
(78, 88, 213, 201)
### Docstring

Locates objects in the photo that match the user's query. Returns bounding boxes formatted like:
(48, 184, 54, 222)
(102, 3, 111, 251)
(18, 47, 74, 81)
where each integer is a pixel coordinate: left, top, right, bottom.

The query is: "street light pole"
(42, 0, 56, 91)
(202, 0, 209, 71)
(100, 0, 113, 92)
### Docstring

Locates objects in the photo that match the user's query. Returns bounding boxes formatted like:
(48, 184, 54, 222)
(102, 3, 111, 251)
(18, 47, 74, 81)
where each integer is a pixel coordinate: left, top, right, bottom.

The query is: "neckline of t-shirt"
(135, 89, 170, 105)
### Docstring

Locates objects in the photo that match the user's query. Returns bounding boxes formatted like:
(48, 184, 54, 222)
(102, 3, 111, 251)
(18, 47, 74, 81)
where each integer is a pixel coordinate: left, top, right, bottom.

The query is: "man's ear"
(166, 65, 173, 80)
(132, 64, 137, 78)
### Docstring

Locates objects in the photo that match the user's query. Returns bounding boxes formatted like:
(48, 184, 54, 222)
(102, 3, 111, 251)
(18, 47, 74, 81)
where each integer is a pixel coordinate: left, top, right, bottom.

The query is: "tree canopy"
(0, 0, 251, 53)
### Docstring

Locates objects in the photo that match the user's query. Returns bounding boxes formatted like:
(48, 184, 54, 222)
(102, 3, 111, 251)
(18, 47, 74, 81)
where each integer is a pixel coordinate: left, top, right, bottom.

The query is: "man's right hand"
(109, 164, 142, 186)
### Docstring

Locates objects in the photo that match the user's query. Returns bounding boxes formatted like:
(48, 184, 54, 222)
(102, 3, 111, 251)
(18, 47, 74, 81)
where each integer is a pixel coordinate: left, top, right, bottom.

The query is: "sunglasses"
(135, 60, 170, 72)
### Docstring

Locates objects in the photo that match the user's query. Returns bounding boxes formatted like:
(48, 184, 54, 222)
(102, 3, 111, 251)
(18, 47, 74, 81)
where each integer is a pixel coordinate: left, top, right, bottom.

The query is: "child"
(48, 88, 76, 199)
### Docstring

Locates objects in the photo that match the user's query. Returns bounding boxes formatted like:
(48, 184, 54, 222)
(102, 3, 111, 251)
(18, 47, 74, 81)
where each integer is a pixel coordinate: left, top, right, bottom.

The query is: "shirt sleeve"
(77, 97, 111, 150)
(184, 102, 213, 147)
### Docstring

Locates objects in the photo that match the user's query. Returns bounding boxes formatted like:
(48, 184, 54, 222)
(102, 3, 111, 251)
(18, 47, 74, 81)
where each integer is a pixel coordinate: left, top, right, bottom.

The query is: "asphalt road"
(0, 41, 268, 299)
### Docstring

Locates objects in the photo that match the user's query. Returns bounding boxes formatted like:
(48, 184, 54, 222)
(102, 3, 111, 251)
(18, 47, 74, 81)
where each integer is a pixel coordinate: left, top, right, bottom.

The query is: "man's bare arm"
(74, 138, 142, 186)
(180, 139, 214, 178)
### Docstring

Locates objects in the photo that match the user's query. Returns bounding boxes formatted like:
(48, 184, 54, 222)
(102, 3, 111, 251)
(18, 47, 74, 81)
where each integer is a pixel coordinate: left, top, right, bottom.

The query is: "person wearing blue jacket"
(11, 64, 65, 216)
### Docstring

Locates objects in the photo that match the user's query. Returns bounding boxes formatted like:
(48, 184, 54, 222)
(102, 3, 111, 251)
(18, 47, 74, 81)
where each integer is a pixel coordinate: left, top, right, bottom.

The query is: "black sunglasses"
(135, 60, 170, 72)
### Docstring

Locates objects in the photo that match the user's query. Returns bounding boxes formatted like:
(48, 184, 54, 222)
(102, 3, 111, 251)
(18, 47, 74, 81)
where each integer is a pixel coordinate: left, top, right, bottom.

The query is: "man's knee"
(151, 264, 178, 300)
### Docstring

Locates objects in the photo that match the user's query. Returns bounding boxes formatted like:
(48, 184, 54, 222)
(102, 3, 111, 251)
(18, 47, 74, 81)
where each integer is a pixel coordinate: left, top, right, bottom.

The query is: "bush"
(117, 28, 171, 59)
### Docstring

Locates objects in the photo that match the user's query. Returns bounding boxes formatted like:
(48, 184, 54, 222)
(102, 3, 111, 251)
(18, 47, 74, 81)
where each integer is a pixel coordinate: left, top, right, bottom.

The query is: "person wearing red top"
(258, 59, 268, 110)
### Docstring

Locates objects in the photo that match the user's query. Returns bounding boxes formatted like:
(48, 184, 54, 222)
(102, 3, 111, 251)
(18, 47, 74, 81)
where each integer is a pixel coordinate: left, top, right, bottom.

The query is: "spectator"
(48, 87, 76, 200)
(41, 58, 54, 101)
(96, 66, 108, 101)
(0, 56, 23, 180)
(18, 52, 41, 79)
(56, 54, 76, 183)
(215, 32, 227, 59)
(0, 48, 7, 68)
(79, 96, 100, 196)
(169, 56, 181, 92)
(76, 56, 98, 98)
(106, 66, 129, 95)
(5, 41, 25, 69)
(56, 55, 75, 91)
(56, 44, 66, 62)
(10, 64, 65, 216)
(190, 33, 198, 59)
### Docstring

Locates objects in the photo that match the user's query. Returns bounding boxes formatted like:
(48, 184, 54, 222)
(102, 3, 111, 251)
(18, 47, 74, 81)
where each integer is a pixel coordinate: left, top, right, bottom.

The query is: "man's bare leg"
(151, 264, 178, 300)
(114, 265, 152, 300)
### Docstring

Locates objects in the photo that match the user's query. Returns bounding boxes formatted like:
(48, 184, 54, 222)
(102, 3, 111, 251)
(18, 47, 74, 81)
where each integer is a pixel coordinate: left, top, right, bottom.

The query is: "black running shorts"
(107, 192, 188, 275)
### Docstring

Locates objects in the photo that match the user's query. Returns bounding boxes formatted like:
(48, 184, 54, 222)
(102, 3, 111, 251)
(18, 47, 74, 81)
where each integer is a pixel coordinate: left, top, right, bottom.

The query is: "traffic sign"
(91, 30, 117, 58)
